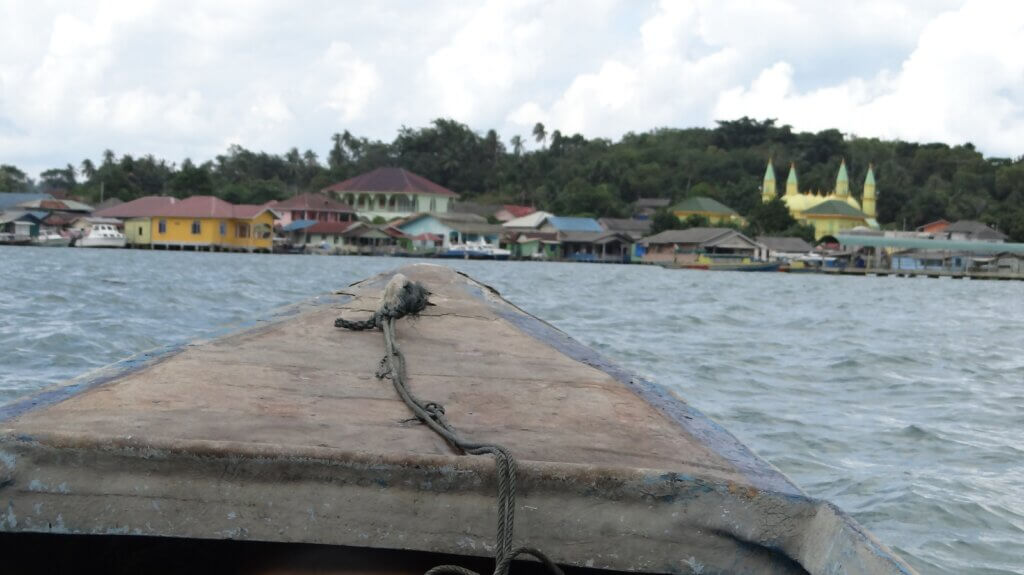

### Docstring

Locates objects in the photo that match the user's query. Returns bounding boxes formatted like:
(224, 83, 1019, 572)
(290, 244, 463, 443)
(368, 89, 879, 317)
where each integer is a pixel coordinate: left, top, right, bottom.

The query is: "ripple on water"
(0, 248, 1022, 574)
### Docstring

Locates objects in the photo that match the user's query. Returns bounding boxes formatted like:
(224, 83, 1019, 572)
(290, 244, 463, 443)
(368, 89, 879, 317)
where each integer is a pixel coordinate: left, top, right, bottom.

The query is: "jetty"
(0, 264, 916, 574)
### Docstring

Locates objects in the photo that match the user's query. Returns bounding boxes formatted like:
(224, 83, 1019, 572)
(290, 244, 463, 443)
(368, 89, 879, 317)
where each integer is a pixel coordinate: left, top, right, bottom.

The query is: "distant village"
(1, 164, 1021, 279)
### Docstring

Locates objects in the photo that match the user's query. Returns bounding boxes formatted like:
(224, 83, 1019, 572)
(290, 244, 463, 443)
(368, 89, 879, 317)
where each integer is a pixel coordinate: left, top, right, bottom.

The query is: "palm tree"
(532, 122, 546, 148)
(510, 135, 524, 157)
(80, 159, 96, 180)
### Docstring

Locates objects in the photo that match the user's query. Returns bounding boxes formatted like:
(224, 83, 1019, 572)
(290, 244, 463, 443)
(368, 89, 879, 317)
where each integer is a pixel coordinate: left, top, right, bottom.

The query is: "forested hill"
(2, 117, 1022, 240)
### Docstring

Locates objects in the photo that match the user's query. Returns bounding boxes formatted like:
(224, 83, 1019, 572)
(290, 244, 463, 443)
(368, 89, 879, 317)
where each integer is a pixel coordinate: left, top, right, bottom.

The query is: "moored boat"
(0, 264, 916, 574)
(438, 241, 511, 260)
(31, 230, 72, 247)
(75, 223, 126, 248)
(665, 255, 782, 272)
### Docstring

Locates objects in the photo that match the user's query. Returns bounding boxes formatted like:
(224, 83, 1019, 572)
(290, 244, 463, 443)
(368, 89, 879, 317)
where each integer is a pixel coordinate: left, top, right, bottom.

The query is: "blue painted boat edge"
(0, 293, 352, 423)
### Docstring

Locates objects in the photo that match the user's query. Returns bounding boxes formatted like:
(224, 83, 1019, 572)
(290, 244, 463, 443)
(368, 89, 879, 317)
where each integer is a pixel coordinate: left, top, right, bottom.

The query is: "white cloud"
(0, 0, 1021, 178)
(713, 0, 1024, 155)
(318, 42, 380, 123)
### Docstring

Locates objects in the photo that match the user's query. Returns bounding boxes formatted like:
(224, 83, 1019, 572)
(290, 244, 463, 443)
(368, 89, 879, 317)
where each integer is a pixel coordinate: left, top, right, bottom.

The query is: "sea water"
(0, 246, 1021, 574)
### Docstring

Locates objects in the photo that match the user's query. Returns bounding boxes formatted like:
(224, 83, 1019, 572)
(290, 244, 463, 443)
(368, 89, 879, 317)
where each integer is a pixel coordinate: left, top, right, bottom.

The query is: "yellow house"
(671, 196, 745, 226)
(117, 196, 279, 252)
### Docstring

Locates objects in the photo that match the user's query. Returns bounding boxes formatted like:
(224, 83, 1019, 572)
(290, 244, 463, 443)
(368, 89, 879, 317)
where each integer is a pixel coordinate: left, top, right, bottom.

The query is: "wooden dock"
(821, 268, 1024, 281)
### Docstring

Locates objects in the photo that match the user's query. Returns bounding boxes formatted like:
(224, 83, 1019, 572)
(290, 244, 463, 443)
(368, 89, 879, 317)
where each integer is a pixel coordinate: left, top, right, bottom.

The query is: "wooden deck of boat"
(0, 264, 915, 575)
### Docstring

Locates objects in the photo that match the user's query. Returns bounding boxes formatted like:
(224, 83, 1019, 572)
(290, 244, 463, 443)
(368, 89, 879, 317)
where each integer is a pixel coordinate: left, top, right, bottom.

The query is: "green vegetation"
(6, 116, 1024, 240)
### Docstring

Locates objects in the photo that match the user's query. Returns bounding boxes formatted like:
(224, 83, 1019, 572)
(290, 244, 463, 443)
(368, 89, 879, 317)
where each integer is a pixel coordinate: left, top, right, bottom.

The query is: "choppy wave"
(1, 246, 1022, 573)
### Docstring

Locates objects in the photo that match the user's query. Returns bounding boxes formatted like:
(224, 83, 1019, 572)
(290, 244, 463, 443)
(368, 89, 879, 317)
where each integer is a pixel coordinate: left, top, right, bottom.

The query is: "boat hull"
(668, 261, 782, 271)
(0, 264, 915, 575)
(76, 237, 126, 248)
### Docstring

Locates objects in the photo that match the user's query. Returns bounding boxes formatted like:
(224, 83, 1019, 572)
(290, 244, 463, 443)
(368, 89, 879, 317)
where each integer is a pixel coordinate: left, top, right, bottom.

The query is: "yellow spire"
(835, 158, 850, 198)
(785, 163, 798, 196)
(862, 163, 877, 218)
(762, 159, 777, 203)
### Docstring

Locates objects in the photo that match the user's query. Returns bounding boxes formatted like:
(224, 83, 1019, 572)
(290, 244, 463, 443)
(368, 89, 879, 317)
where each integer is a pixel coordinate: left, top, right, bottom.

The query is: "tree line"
(1, 116, 1022, 240)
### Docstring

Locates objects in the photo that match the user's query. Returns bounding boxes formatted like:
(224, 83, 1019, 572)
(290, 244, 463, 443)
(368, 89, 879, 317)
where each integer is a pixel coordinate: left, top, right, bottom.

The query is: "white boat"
(439, 240, 512, 260)
(32, 229, 72, 247)
(76, 223, 126, 248)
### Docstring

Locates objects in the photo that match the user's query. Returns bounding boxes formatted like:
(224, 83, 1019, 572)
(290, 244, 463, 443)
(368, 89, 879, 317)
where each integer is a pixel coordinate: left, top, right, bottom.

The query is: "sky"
(1, 0, 1022, 178)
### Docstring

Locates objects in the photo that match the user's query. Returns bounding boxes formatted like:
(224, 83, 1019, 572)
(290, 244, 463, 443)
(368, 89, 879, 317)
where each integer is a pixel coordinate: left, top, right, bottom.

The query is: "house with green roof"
(670, 196, 744, 226)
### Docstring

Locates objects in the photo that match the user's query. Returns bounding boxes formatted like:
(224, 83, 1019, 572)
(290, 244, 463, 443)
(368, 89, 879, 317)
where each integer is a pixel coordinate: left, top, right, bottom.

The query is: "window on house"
(138, 226, 143, 235)
(429, 198, 437, 212)
(158, 220, 166, 234)
(219, 222, 227, 235)
(237, 223, 250, 238)
(191, 220, 201, 234)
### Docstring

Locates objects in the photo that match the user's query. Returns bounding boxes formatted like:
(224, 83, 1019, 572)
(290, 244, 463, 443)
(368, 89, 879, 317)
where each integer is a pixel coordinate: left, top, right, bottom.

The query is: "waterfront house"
(0, 210, 45, 243)
(600, 218, 652, 260)
(560, 231, 636, 263)
(757, 236, 814, 261)
(944, 220, 1006, 243)
(642, 227, 764, 265)
(511, 232, 561, 260)
(891, 249, 970, 272)
(322, 167, 458, 221)
(300, 221, 403, 254)
(397, 212, 503, 251)
(98, 195, 279, 252)
(270, 193, 356, 228)
(670, 197, 744, 226)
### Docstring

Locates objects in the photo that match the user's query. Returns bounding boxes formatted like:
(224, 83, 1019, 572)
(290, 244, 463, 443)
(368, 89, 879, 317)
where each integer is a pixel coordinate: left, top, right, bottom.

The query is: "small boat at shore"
(32, 230, 72, 247)
(75, 223, 126, 248)
(0, 264, 915, 574)
(438, 240, 512, 260)
(665, 255, 782, 272)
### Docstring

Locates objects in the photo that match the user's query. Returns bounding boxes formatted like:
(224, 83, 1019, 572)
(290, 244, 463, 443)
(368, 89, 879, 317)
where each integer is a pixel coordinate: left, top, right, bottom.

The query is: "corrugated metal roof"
(322, 168, 458, 197)
(502, 211, 552, 229)
(838, 234, 1024, 254)
(0, 193, 52, 210)
(757, 236, 813, 252)
(545, 216, 603, 232)
(643, 227, 739, 245)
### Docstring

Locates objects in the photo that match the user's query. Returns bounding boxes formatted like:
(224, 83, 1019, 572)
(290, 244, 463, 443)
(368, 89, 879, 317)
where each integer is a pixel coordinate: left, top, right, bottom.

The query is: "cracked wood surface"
(4, 264, 739, 479)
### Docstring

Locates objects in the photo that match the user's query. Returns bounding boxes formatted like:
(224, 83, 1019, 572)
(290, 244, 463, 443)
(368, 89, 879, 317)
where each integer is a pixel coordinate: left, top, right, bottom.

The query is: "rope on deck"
(336, 274, 563, 575)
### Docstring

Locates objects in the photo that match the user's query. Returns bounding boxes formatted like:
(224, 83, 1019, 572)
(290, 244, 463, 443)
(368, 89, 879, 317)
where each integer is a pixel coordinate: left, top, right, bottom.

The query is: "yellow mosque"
(761, 159, 879, 240)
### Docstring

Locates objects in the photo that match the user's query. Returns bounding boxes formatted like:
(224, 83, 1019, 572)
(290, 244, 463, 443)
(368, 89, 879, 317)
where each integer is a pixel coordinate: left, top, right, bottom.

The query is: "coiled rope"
(335, 274, 563, 575)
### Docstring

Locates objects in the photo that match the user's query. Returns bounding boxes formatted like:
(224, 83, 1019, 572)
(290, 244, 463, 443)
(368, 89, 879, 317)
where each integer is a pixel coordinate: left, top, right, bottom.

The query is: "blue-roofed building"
(540, 216, 603, 233)
(0, 193, 52, 210)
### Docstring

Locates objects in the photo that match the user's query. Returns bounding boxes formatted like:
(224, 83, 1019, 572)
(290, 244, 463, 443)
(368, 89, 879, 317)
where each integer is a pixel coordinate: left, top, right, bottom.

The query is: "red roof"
(273, 192, 355, 212)
(501, 205, 535, 218)
(307, 221, 356, 235)
(322, 168, 458, 198)
(93, 196, 178, 218)
(95, 195, 278, 220)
